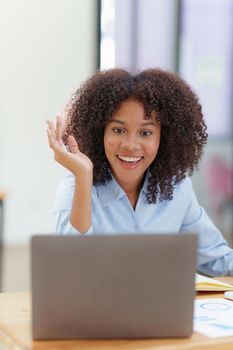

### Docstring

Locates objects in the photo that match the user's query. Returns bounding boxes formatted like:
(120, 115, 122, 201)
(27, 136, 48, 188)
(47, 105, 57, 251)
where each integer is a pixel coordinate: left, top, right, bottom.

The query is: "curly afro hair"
(63, 68, 208, 204)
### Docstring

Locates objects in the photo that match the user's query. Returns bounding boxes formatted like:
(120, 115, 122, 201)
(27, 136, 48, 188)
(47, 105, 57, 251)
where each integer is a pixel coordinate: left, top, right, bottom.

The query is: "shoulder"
(173, 176, 197, 205)
(53, 173, 75, 211)
(56, 172, 76, 195)
(174, 176, 193, 194)
(169, 176, 202, 225)
(54, 172, 97, 211)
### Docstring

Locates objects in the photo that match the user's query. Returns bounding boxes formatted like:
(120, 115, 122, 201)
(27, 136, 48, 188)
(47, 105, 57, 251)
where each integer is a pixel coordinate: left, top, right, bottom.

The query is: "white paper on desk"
(194, 298, 233, 338)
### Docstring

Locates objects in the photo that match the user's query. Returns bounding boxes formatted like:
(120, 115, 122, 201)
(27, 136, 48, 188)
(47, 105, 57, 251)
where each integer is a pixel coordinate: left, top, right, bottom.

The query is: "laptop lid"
(31, 233, 197, 340)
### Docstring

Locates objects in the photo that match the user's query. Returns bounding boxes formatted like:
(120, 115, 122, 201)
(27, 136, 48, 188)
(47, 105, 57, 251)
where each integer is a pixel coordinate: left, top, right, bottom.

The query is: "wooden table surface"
(0, 278, 233, 350)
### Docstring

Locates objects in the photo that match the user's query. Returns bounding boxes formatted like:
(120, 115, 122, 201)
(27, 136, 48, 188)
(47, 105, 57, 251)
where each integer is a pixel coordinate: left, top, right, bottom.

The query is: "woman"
(47, 68, 233, 276)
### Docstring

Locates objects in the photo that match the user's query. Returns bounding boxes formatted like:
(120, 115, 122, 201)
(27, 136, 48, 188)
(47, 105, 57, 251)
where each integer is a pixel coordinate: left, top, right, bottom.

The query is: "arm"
(47, 117, 93, 234)
(70, 171, 92, 233)
(181, 178, 233, 276)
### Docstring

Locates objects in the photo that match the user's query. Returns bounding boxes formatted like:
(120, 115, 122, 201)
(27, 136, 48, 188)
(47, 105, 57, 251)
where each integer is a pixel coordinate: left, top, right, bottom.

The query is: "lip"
(116, 155, 143, 170)
(117, 154, 143, 158)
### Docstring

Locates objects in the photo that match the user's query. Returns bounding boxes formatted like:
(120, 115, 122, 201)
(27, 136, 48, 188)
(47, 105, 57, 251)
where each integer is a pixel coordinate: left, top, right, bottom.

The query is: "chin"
(113, 169, 144, 184)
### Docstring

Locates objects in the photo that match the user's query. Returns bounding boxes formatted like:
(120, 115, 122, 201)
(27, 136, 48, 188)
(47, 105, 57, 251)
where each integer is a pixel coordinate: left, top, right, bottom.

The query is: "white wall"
(0, 0, 97, 244)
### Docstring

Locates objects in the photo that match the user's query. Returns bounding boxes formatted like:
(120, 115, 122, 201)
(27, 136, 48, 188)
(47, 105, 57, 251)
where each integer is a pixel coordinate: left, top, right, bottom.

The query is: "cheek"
(145, 140, 160, 160)
(148, 140, 160, 152)
(104, 134, 117, 155)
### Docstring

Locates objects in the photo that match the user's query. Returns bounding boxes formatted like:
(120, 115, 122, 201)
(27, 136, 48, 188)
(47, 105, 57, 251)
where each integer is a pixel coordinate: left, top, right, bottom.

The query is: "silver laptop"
(31, 234, 197, 340)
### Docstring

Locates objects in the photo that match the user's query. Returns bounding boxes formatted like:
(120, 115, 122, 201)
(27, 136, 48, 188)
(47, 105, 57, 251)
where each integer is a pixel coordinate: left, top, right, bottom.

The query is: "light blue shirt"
(54, 172, 233, 277)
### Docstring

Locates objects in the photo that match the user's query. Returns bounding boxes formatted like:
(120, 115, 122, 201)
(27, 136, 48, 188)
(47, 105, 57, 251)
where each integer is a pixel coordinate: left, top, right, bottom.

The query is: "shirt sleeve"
(53, 173, 93, 236)
(181, 177, 233, 276)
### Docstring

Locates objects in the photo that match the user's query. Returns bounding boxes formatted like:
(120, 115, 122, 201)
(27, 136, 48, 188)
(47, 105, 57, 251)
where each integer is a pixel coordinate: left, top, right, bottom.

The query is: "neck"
(113, 175, 146, 209)
(127, 192, 139, 210)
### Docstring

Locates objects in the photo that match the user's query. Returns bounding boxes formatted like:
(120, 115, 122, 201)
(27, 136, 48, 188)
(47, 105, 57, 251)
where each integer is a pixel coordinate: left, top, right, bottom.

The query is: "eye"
(112, 128, 125, 135)
(140, 130, 153, 136)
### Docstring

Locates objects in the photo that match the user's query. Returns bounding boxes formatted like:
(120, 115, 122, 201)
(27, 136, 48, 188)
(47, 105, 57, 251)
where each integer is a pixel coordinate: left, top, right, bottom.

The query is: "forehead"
(111, 99, 158, 123)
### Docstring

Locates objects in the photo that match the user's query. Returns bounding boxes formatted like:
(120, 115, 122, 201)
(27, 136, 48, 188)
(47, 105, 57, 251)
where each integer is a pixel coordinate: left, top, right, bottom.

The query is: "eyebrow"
(109, 119, 157, 127)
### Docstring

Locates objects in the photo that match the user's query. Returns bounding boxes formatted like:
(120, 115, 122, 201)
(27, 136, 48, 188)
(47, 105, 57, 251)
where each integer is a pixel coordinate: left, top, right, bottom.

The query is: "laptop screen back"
(31, 233, 197, 339)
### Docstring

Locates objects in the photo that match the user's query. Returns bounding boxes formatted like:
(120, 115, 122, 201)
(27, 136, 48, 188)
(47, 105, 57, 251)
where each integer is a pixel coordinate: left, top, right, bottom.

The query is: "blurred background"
(0, 0, 232, 292)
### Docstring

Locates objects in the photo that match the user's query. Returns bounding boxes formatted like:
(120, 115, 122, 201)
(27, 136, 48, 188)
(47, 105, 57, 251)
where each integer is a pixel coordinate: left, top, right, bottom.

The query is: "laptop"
(31, 233, 197, 340)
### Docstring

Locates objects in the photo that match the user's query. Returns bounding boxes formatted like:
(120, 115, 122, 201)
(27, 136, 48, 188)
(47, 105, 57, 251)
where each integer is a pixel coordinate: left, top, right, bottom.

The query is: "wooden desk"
(0, 278, 233, 350)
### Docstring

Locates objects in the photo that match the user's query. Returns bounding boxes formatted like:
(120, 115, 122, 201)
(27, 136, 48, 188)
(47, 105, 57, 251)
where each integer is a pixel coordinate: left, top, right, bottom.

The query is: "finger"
(46, 120, 56, 139)
(47, 129, 55, 149)
(68, 135, 80, 154)
(47, 126, 58, 148)
(55, 116, 63, 145)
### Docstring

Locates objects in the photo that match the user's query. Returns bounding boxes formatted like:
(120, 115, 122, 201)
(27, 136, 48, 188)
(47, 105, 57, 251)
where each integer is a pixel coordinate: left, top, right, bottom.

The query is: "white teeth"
(118, 155, 142, 162)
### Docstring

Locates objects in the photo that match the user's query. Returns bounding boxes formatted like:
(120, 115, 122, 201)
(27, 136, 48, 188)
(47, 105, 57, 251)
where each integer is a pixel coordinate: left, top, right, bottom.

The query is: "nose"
(121, 134, 140, 152)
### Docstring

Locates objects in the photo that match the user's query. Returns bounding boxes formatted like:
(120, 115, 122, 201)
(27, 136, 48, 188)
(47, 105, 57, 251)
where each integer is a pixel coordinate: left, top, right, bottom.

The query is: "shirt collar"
(96, 171, 149, 208)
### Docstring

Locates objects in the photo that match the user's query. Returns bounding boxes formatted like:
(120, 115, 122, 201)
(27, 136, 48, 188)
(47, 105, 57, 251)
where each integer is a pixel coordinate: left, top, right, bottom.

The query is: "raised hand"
(47, 116, 93, 177)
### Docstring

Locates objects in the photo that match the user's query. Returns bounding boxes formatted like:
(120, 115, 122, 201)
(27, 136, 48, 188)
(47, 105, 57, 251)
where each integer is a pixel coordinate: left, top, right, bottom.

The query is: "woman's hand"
(47, 116, 93, 177)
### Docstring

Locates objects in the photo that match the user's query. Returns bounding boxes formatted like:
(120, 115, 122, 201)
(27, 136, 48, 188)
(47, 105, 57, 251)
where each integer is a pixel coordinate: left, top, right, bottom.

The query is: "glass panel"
(100, 0, 116, 69)
(179, 0, 233, 137)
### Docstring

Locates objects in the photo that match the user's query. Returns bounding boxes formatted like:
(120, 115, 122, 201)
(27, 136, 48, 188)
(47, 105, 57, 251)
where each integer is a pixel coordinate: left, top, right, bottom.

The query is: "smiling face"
(104, 98, 161, 195)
